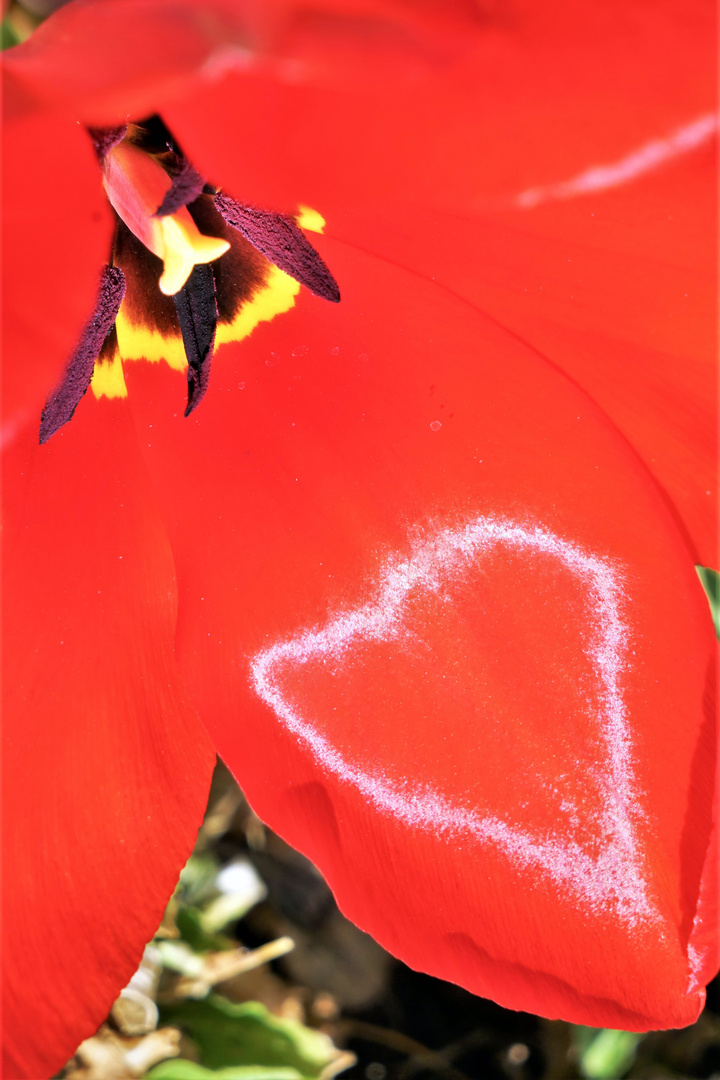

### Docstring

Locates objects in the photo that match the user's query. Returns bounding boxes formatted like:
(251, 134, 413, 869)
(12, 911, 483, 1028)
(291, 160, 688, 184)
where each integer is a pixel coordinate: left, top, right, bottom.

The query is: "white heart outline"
(250, 515, 659, 929)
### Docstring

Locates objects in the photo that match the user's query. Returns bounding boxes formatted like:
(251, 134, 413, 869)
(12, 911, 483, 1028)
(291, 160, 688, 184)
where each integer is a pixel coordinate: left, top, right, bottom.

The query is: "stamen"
(173, 264, 218, 416)
(40, 266, 126, 444)
(87, 125, 128, 162)
(155, 159, 206, 217)
(214, 194, 341, 303)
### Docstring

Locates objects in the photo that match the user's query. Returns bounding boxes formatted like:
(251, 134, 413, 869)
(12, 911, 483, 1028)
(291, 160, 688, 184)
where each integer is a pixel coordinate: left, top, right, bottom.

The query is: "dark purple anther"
(173, 263, 218, 417)
(39, 266, 126, 445)
(87, 125, 128, 162)
(156, 159, 206, 217)
(214, 193, 341, 304)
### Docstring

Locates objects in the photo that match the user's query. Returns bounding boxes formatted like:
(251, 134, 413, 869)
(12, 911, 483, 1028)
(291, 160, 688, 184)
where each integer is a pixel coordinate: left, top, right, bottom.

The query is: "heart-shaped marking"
(251, 515, 659, 930)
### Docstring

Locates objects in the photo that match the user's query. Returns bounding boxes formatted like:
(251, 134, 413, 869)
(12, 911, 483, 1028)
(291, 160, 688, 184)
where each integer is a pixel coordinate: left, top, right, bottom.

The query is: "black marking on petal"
(127, 115, 179, 157)
(187, 195, 272, 325)
(96, 323, 120, 367)
(113, 219, 181, 338)
(112, 205, 271, 351)
(39, 266, 126, 444)
(214, 193, 341, 303)
(156, 159, 206, 216)
(173, 264, 218, 417)
(87, 125, 127, 162)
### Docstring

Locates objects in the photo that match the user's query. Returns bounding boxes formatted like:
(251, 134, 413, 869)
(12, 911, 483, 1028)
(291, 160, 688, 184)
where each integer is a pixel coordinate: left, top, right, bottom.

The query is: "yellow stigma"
(157, 211, 230, 296)
(102, 140, 230, 296)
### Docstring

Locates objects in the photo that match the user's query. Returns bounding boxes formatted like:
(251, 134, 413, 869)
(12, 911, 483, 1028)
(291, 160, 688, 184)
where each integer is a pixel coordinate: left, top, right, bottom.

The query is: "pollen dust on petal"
(295, 206, 326, 234)
(250, 514, 659, 929)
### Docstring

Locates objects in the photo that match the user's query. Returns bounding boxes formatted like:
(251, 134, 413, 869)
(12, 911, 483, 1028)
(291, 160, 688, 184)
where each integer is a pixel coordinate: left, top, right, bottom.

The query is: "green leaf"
(571, 1025, 599, 1056)
(0, 16, 22, 49)
(179, 854, 222, 906)
(145, 1060, 303, 1080)
(696, 566, 720, 641)
(578, 1028, 643, 1080)
(176, 904, 233, 953)
(159, 997, 343, 1078)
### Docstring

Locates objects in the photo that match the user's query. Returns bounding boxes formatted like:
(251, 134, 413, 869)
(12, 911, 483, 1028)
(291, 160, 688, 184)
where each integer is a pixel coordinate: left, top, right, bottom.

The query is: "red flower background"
(2, 1, 718, 1077)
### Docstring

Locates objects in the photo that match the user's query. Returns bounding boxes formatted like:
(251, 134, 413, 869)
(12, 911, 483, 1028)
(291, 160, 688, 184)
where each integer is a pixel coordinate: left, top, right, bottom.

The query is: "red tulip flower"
(2, 1, 718, 1077)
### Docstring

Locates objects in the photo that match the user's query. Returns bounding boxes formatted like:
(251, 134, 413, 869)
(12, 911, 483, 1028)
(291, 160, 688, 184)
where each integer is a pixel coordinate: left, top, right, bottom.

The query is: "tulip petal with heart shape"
(2, 2, 717, 1076)
(120, 238, 716, 1030)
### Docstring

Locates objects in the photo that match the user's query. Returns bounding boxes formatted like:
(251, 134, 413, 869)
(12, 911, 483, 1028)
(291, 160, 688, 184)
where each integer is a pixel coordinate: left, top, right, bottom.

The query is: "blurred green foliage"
(573, 1026, 643, 1079)
(0, 16, 21, 48)
(147, 1062, 308, 1080)
(697, 565, 720, 640)
(158, 998, 342, 1078)
(142, 839, 350, 1080)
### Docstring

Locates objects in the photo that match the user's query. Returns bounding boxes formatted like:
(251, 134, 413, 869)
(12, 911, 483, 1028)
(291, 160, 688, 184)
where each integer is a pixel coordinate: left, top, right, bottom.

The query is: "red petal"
(121, 236, 717, 1028)
(1, 0, 500, 131)
(1, 97, 112, 435)
(1, 0, 237, 125)
(159, 1, 717, 560)
(3, 0, 716, 1043)
(163, 0, 714, 211)
(2, 404, 215, 1079)
(6, 1, 712, 209)
(319, 141, 718, 565)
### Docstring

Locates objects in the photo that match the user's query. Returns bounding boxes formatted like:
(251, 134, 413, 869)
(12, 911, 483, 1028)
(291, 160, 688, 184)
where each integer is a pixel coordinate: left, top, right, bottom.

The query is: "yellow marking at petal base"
(91, 353, 128, 400)
(112, 266, 299, 381)
(158, 213, 230, 296)
(115, 304, 188, 370)
(296, 206, 326, 233)
(215, 266, 300, 347)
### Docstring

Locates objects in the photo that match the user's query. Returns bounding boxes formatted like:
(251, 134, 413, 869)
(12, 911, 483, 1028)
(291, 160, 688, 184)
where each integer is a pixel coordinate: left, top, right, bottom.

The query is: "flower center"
(102, 139, 230, 295)
(39, 115, 340, 444)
